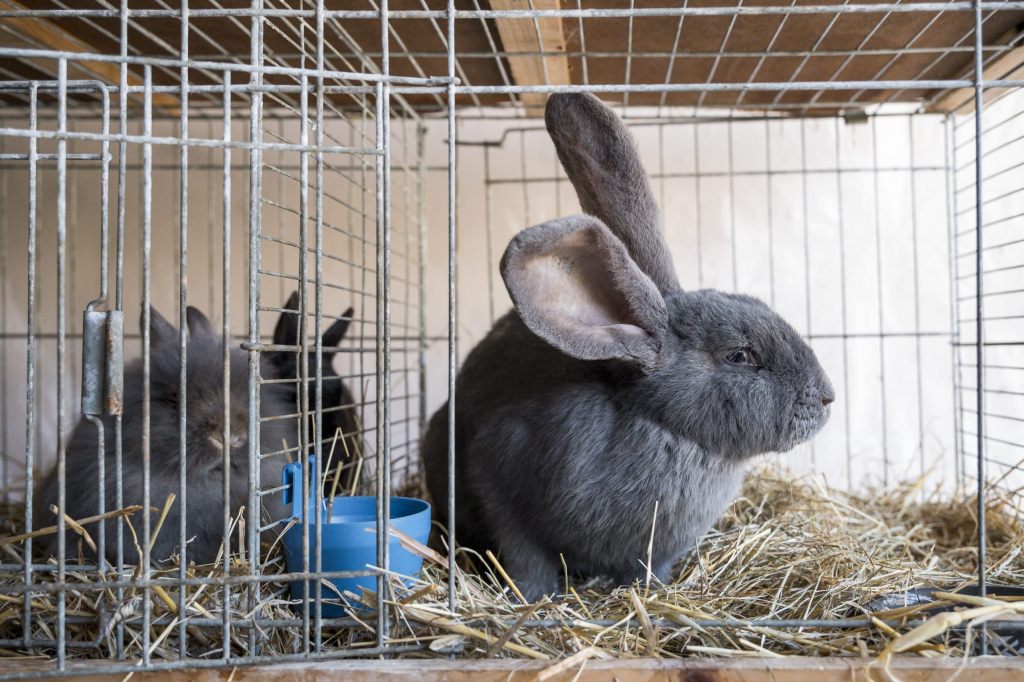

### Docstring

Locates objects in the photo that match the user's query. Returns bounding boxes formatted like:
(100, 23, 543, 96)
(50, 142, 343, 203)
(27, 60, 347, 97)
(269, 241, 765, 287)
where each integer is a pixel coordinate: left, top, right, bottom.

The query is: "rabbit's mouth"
(785, 397, 831, 450)
(208, 433, 247, 452)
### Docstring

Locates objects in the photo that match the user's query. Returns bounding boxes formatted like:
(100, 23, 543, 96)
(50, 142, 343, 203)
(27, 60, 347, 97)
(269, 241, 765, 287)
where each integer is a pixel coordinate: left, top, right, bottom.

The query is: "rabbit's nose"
(821, 396, 834, 406)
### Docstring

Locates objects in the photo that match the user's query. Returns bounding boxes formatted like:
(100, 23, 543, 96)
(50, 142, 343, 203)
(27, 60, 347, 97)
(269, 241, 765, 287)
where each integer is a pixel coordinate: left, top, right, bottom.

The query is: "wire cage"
(0, 0, 1022, 677)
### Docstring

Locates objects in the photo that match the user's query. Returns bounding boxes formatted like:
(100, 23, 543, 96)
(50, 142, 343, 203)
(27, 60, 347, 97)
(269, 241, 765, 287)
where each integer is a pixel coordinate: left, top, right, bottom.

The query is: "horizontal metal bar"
(486, 166, 949, 185)
(451, 80, 1024, 95)
(0, 81, 397, 98)
(6, 568, 397, 595)
(0, 644, 429, 680)
(0, 47, 452, 86)
(3, 3, 1024, 20)
(805, 331, 950, 340)
(0, 153, 103, 161)
(190, 46, 1009, 62)
(0, 126, 378, 156)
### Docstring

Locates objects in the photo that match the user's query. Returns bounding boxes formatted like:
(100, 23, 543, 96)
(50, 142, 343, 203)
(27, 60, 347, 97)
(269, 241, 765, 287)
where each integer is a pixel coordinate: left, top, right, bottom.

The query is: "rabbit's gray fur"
(36, 307, 295, 566)
(422, 94, 834, 600)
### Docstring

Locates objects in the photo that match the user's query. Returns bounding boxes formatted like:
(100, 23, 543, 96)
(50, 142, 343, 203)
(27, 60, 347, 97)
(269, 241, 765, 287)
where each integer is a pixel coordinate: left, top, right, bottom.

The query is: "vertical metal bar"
(0, 119, 6, 501)
(656, 0, 686, 115)
(298, 72, 311, 655)
(209, 121, 217, 314)
(84, 83, 113, 596)
(374, 0, 395, 638)
(375, 80, 386, 646)
(484, 146, 495, 325)
(246, 0, 264, 658)
(221, 70, 233, 660)
(971, 0, 988, 622)
(115, 1, 129, 656)
(945, 115, 965, 491)
(800, 119, 815, 468)
(177, 0, 191, 657)
(417, 123, 428, 472)
(657, 125, 665, 234)
(314, 0, 326, 652)
(621, 0, 636, 112)
(764, 120, 775, 307)
(520, 131, 530, 226)
(446, 0, 458, 617)
(834, 119, 853, 486)
(576, 0, 588, 87)
(22, 82, 38, 651)
(141, 64, 154, 667)
(870, 119, 889, 486)
(727, 121, 738, 292)
(55, 58, 68, 670)
(908, 118, 925, 480)
(693, 123, 703, 287)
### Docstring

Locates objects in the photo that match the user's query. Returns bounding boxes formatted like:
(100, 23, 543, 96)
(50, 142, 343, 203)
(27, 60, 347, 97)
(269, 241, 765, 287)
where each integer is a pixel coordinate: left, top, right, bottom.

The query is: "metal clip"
(81, 310, 124, 416)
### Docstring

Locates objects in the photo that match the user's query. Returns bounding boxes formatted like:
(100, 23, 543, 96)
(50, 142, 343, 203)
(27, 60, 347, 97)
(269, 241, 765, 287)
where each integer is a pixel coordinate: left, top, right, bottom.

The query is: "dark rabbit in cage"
(35, 307, 295, 566)
(422, 93, 836, 600)
(265, 292, 362, 492)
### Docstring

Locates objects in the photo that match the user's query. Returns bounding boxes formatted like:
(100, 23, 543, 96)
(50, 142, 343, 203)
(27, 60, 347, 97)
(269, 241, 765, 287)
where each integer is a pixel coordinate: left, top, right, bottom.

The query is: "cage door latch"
(81, 310, 124, 416)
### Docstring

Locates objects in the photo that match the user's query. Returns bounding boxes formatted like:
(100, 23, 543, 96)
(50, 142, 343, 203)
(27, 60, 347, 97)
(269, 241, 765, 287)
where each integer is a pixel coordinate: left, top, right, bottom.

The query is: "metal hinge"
(81, 310, 124, 416)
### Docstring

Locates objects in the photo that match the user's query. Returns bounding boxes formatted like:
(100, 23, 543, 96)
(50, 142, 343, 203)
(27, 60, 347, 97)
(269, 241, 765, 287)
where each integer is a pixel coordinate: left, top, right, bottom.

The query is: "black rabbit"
(36, 307, 295, 566)
(422, 94, 834, 600)
(262, 292, 362, 491)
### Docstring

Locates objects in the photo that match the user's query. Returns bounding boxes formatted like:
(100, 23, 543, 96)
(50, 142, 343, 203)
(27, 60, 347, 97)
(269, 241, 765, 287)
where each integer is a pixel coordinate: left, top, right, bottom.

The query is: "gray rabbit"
(36, 307, 295, 566)
(422, 93, 834, 600)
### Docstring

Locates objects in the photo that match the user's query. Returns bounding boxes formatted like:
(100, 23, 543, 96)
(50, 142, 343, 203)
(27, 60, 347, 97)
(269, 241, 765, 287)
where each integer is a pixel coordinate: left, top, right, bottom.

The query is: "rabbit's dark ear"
(186, 306, 214, 337)
(501, 215, 667, 370)
(274, 291, 300, 346)
(146, 307, 178, 349)
(545, 93, 679, 295)
(270, 291, 300, 371)
(322, 307, 354, 348)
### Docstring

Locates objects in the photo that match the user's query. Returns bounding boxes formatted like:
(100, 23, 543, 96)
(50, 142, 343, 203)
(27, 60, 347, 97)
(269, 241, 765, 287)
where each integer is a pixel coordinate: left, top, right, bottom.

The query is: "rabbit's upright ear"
(269, 291, 301, 372)
(322, 307, 354, 348)
(186, 306, 214, 337)
(145, 307, 178, 350)
(545, 93, 679, 295)
(501, 215, 668, 370)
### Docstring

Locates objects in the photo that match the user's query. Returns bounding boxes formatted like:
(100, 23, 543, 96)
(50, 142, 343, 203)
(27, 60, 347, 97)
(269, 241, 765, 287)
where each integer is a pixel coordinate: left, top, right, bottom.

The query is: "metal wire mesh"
(0, 0, 1020, 675)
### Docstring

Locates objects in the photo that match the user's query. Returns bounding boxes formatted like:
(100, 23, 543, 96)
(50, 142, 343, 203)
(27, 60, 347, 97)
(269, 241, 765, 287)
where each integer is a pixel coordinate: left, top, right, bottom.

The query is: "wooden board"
(490, 0, 570, 116)
(7, 656, 1024, 682)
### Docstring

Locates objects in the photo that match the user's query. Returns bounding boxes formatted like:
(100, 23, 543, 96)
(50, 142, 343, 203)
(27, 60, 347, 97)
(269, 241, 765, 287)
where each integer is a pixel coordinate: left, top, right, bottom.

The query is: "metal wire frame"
(0, 0, 1020, 676)
(0, 32, 429, 673)
(2, 3, 1023, 119)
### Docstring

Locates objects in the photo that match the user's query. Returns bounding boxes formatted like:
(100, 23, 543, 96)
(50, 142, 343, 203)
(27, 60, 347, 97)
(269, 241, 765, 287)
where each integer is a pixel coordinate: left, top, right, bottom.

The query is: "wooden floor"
(11, 657, 1024, 682)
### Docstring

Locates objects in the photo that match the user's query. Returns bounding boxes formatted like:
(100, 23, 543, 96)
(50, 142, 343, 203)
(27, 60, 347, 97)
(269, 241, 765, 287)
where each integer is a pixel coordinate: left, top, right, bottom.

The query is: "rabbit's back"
(424, 312, 745, 587)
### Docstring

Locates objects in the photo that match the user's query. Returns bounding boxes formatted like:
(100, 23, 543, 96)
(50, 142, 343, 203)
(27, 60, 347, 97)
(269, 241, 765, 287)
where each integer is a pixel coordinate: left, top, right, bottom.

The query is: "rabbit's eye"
(726, 349, 759, 368)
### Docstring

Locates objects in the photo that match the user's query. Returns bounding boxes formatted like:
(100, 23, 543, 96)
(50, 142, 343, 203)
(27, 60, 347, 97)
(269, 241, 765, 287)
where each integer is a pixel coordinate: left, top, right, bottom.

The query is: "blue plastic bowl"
(280, 458, 431, 617)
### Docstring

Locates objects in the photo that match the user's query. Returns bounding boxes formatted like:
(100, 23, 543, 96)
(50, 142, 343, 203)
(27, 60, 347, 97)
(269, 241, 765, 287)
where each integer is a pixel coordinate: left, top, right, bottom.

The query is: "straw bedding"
(2, 466, 1023, 664)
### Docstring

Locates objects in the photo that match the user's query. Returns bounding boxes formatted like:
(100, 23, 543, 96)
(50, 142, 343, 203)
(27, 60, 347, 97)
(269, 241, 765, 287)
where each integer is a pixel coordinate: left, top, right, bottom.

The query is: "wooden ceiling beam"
(490, 0, 570, 117)
(0, 0, 180, 112)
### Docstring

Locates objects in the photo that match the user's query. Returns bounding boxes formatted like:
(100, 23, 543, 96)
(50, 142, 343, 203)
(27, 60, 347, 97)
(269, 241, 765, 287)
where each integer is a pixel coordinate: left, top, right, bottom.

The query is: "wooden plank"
(8, 656, 1024, 682)
(928, 45, 1024, 114)
(490, 0, 570, 116)
(0, 0, 179, 111)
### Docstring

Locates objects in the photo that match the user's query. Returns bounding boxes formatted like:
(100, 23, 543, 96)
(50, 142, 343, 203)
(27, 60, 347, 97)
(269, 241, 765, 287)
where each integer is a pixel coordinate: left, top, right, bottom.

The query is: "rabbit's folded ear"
(545, 93, 679, 295)
(186, 306, 214, 338)
(501, 215, 668, 370)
